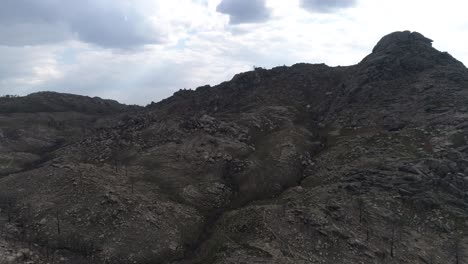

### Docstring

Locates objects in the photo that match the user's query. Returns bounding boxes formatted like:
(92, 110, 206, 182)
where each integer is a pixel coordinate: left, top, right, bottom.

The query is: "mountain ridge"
(0, 31, 468, 264)
(0, 91, 140, 114)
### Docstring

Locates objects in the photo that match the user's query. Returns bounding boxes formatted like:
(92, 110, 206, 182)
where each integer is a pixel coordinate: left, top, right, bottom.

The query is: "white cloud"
(0, 45, 64, 94)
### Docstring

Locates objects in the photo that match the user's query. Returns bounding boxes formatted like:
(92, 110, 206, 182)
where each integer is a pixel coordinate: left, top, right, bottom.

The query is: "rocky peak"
(372, 30, 433, 53)
(356, 31, 464, 82)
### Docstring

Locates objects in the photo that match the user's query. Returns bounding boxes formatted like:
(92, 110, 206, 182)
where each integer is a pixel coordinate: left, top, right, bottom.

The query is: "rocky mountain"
(0, 31, 467, 264)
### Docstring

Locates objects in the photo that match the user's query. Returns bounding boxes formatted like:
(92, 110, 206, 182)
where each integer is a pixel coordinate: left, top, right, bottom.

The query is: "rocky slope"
(0, 92, 139, 177)
(0, 31, 467, 264)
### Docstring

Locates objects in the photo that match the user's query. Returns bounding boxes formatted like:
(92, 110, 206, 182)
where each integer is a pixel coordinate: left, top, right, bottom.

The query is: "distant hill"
(0, 91, 139, 114)
(0, 92, 141, 177)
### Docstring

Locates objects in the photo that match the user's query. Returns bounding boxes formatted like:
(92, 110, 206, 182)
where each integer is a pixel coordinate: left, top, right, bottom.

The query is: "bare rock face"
(372, 31, 433, 53)
(358, 31, 464, 87)
(1, 31, 468, 264)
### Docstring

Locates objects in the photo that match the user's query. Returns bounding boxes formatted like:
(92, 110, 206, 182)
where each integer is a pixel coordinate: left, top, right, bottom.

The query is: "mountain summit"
(372, 31, 433, 53)
(1, 32, 467, 264)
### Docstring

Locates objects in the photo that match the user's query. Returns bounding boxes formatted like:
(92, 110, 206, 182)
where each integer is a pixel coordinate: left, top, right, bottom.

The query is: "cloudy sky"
(0, 0, 467, 105)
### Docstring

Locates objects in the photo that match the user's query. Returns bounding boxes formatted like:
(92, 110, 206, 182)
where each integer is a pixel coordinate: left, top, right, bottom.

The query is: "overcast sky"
(0, 0, 467, 105)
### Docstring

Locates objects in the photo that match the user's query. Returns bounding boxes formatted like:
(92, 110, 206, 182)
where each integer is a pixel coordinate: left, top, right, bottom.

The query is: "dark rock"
(424, 159, 451, 177)
(398, 165, 420, 175)
(402, 174, 421, 182)
(372, 31, 433, 53)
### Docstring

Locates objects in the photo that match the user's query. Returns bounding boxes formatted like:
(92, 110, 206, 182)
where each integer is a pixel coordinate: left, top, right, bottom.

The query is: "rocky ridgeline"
(0, 31, 467, 264)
